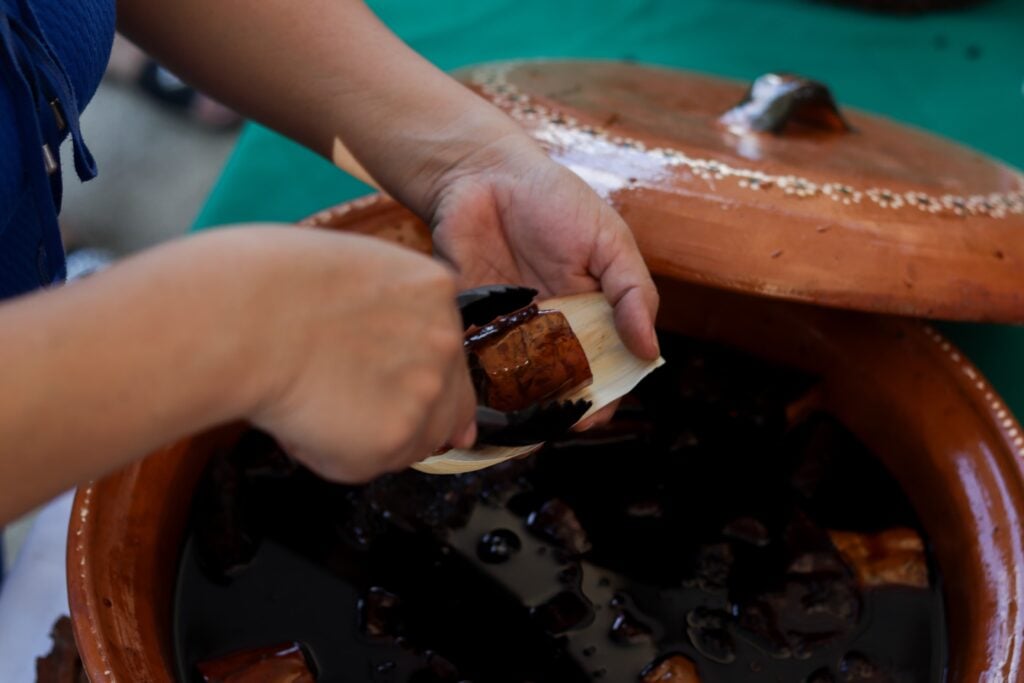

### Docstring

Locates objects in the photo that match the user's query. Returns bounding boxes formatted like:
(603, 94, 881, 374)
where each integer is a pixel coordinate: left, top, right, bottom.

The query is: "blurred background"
(58, 37, 241, 256)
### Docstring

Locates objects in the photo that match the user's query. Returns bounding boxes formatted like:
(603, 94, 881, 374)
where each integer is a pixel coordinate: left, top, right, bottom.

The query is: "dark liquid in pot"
(173, 335, 947, 683)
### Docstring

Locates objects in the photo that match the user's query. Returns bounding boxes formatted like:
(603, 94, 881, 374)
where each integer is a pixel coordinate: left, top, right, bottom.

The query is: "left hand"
(429, 136, 660, 361)
(427, 136, 660, 430)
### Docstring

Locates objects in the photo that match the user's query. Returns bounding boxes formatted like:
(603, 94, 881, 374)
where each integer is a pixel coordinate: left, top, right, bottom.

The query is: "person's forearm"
(0, 232, 268, 522)
(118, 0, 528, 216)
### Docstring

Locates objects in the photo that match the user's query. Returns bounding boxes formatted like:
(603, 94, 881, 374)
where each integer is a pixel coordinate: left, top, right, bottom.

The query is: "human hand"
(228, 228, 477, 482)
(429, 137, 659, 362)
(426, 137, 660, 427)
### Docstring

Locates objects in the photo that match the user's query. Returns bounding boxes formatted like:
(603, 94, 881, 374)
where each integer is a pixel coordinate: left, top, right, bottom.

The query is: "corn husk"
(413, 292, 665, 475)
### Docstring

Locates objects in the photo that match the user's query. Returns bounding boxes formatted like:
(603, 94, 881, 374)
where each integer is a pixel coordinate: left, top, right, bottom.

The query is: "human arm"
(116, 0, 660, 360)
(0, 227, 475, 523)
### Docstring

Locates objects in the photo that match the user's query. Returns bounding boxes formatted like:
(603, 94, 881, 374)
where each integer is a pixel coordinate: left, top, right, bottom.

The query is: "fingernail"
(644, 310, 660, 358)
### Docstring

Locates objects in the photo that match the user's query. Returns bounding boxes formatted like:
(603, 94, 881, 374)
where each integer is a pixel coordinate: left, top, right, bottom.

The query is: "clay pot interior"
(68, 197, 1024, 683)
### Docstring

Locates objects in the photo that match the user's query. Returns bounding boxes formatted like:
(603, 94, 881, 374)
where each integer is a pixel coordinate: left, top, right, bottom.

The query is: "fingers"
(428, 351, 477, 452)
(591, 222, 661, 360)
(613, 286, 660, 360)
(448, 362, 478, 448)
(438, 298, 478, 449)
(402, 310, 478, 463)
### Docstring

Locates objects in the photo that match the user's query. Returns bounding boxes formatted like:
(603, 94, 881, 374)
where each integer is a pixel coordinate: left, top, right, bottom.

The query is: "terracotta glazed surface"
(70, 196, 1024, 682)
(68, 425, 248, 683)
(457, 61, 1024, 322)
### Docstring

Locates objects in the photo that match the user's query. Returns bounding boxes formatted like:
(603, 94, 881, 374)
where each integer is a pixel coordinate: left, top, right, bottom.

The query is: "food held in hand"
(466, 303, 593, 412)
(416, 290, 665, 475)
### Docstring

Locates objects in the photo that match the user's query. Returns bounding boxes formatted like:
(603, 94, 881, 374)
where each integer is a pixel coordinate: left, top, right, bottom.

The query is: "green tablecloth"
(192, 0, 1024, 413)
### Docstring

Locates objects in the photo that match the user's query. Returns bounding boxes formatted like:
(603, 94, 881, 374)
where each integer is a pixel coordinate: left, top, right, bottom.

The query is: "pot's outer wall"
(70, 197, 1024, 682)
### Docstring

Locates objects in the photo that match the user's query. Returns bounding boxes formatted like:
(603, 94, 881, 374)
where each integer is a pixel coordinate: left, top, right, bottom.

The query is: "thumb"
(591, 224, 660, 360)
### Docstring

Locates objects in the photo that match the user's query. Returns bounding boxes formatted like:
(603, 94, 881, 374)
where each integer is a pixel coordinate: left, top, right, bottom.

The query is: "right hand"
(222, 227, 477, 483)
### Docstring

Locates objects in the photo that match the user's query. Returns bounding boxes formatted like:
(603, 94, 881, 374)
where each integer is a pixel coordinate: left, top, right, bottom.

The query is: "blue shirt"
(0, 0, 114, 300)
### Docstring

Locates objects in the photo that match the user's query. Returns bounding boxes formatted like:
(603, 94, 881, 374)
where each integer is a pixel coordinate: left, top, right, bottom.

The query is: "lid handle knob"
(719, 73, 852, 135)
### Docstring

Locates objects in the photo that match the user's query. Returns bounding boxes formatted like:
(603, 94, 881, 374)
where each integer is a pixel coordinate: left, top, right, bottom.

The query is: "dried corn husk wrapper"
(414, 292, 665, 474)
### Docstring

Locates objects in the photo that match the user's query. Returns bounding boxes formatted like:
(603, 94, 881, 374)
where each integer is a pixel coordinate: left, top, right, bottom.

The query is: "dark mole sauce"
(464, 304, 539, 349)
(174, 334, 947, 683)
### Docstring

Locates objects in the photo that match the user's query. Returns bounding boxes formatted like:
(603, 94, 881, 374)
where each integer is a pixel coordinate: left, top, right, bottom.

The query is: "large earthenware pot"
(67, 62, 1024, 682)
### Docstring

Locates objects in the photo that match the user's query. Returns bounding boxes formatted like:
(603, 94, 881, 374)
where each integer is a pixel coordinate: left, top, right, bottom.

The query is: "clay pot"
(68, 62, 1024, 682)
(68, 194, 1024, 682)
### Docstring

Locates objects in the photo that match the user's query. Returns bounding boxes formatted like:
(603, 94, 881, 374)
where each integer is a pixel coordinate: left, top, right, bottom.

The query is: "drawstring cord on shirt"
(0, 0, 98, 283)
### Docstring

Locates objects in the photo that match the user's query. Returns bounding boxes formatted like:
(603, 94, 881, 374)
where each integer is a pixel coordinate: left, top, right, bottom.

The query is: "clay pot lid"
(459, 60, 1024, 322)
